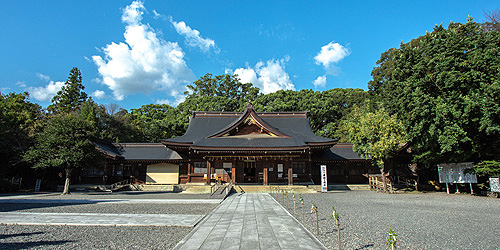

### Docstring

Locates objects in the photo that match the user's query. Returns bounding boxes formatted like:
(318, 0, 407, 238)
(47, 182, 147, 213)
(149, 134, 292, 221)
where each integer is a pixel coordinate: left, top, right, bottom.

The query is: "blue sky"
(1, 0, 498, 110)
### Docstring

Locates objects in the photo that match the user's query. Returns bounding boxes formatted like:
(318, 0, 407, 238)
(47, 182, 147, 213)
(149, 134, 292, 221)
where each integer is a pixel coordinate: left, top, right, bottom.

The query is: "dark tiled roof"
(313, 143, 369, 160)
(95, 142, 183, 161)
(162, 105, 336, 149)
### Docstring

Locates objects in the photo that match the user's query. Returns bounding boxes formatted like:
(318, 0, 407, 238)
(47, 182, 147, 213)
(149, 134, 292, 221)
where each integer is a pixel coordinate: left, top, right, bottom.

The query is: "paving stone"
(174, 193, 327, 250)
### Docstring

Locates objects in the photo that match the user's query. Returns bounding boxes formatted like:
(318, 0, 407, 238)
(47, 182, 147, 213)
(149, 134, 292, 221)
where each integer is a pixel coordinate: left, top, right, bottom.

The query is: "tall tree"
(254, 88, 370, 139)
(24, 113, 102, 195)
(341, 106, 406, 192)
(48, 67, 88, 114)
(369, 18, 500, 170)
(80, 100, 141, 143)
(0, 92, 43, 177)
(130, 104, 183, 142)
(185, 73, 259, 101)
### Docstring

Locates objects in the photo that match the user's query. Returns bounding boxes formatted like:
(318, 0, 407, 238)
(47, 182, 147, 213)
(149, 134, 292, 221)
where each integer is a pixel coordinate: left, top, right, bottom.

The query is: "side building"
(92, 103, 380, 186)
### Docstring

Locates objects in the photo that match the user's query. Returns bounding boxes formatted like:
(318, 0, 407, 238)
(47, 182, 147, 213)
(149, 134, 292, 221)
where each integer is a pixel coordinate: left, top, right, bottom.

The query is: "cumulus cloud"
(169, 17, 218, 53)
(232, 57, 295, 94)
(91, 90, 107, 99)
(28, 81, 65, 102)
(313, 75, 327, 88)
(314, 41, 350, 75)
(92, 1, 195, 101)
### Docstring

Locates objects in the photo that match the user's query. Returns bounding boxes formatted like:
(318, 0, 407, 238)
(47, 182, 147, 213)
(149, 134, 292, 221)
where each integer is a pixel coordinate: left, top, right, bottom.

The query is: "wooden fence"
(368, 174, 393, 192)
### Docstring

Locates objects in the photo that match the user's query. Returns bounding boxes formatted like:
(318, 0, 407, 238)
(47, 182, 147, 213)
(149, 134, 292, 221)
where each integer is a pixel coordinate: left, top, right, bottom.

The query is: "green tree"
(24, 113, 102, 195)
(472, 161, 500, 177)
(368, 18, 500, 170)
(0, 92, 44, 177)
(48, 67, 88, 114)
(130, 104, 183, 142)
(185, 73, 259, 101)
(341, 106, 406, 192)
(254, 88, 370, 138)
(80, 100, 140, 143)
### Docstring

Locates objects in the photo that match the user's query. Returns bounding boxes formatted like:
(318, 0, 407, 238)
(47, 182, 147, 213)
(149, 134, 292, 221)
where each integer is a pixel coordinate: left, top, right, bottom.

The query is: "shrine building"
(93, 103, 379, 186)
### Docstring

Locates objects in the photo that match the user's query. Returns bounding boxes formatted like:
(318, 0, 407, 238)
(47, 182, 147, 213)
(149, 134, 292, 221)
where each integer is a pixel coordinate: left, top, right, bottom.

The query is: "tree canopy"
(0, 92, 43, 177)
(24, 113, 102, 194)
(48, 67, 88, 114)
(368, 18, 500, 167)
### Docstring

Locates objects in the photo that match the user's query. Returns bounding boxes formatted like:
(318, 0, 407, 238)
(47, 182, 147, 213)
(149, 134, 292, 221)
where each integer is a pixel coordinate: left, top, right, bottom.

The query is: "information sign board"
(490, 178, 500, 193)
(437, 162, 477, 184)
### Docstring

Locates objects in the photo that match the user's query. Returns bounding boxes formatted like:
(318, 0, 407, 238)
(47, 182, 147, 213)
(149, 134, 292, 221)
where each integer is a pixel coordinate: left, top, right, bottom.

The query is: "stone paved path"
(0, 212, 203, 226)
(173, 193, 327, 250)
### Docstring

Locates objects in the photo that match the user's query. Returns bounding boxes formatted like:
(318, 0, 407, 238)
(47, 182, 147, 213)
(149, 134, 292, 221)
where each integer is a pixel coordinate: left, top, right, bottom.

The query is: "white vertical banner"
(321, 165, 327, 193)
(34, 179, 41, 192)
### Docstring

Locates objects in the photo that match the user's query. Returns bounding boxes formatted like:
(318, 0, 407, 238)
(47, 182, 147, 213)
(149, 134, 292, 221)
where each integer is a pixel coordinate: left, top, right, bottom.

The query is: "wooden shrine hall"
(94, 103, 379, 186)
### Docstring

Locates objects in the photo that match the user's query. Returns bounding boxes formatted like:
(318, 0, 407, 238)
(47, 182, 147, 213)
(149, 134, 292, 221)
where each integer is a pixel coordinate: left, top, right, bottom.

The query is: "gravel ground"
(0, 203, 217, 215)
(0, 192, 221, 249)
(0, 225, 190, 249)
(273, 190, 500, 250)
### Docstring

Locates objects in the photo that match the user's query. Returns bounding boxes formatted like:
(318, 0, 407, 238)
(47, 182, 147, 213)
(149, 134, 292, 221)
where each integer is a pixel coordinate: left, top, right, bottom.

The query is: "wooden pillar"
(264, 166, 269, 185)
(206, 160, 211, 185)
(232, 160, 237, 184)
(187, 162, 192, 183)
(288, 162, 293, 185)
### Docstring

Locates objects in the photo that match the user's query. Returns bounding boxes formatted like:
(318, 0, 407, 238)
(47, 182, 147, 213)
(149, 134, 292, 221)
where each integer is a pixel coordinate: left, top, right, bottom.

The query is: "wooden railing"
(210, 181, 223, 196)
(368, 175, 393, 193)
(110, 179, 130, 191)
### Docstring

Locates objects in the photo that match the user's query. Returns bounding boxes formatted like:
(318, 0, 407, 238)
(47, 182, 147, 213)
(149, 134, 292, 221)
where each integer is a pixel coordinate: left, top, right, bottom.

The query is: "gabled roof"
(209, 103, 289, 138)
(95, 141, 183, 161)
(161, 103, 336, 151)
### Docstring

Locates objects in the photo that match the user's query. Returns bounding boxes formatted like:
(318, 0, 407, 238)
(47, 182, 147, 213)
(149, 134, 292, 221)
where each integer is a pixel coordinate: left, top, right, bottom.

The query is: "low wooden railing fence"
(368, 175, 393, 193)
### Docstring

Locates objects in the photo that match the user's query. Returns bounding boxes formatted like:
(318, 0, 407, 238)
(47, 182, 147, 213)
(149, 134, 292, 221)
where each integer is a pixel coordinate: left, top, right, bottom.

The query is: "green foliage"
(472, 161, 500, 177)
(369, 19, 500, 166)
(254, 88, 370, 139)
(80, 100, 140, 143)
(0, 92, 44, 175)
(48, 67, 88, 114)
(330, 206, 339, 221)
(24, 113, 102, 171)
(386, 229, 398, 249)
(130, 104, 183, 142)
(341, 106, 406, 168)
(185, 73, 259, 101)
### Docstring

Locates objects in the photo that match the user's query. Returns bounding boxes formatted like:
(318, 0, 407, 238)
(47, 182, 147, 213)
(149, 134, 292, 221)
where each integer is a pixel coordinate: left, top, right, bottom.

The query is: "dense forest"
(1, 17, 499, 187)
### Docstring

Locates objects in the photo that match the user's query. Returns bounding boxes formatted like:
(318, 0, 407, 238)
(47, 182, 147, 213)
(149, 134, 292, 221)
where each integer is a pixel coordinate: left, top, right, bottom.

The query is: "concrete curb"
(268, 193, 328, 250)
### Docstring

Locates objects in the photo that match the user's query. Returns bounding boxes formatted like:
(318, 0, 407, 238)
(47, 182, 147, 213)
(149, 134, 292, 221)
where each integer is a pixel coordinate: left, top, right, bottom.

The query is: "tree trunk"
(380, 161, 388, 193)
(62, 167, 72, 195)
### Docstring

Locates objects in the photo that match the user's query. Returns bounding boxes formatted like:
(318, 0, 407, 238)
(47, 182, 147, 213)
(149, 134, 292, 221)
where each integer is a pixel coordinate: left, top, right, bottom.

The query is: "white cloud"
(91, 90, 107, 99)
(169, 17, 218, 53)
(36, 73, 51, 82)
(92, 1, 195, 101)
(313, 75, 327, 88)
(233, 57, 295, 94)
(152, 10, 161, 19)
(314, 41, 350, 75)
(28, 81, 65, 102)
(15, 81, 27, 88)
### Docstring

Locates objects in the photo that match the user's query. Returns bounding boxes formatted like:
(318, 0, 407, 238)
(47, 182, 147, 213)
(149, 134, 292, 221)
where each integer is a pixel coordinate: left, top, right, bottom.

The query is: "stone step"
(308, 184, 370, 191)
(233, 185, 316, 193)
